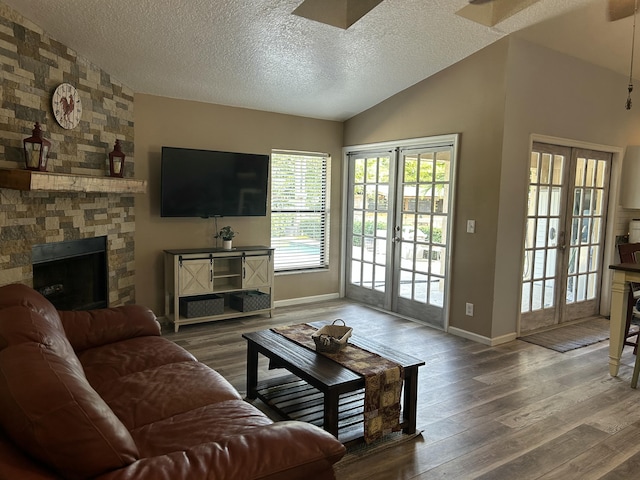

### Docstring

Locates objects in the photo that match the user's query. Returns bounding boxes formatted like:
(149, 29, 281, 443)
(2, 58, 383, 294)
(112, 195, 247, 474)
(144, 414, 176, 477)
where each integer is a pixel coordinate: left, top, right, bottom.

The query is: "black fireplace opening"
(32, 236, 108, 311)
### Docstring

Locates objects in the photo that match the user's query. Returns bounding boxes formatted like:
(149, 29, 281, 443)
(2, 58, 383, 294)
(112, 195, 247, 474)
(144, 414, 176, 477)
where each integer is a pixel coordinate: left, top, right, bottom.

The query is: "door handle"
(558, 231, 566, 251)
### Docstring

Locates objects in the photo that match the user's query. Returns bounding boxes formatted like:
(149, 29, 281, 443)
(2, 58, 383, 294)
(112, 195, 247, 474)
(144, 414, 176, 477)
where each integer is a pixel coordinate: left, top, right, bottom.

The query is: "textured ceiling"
(3, 0, 623, 121)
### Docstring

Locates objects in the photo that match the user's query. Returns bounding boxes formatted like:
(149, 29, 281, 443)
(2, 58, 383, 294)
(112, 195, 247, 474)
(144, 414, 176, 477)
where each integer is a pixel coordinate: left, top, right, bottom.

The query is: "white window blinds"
(271, 151, 329, 271)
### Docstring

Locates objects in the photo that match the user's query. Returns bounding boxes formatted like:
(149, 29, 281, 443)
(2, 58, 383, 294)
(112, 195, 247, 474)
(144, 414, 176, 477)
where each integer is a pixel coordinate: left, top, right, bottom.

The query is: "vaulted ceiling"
(3, 0, 634, 121)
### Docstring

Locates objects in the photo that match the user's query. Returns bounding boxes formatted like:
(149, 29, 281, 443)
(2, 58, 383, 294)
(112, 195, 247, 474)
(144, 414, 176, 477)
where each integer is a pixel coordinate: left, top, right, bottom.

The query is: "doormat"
(519, 317, 610, 353)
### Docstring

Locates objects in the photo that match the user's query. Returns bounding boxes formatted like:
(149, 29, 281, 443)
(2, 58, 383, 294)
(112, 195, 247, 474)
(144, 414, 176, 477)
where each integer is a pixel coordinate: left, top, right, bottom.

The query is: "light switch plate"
(467, 220, 476, 233)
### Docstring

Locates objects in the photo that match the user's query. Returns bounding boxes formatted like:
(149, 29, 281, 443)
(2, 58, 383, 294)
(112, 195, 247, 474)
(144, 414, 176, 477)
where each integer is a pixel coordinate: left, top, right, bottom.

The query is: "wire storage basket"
(312, 319, 353, 353)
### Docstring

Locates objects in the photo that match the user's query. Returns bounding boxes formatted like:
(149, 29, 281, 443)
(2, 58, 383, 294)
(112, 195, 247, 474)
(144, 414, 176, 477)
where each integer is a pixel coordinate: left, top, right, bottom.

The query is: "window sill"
(275, 267, 329, 276)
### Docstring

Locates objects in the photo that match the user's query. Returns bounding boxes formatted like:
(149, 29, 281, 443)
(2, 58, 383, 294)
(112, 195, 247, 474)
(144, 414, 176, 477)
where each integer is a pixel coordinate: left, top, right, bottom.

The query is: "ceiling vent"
(292, 0, 384, 29)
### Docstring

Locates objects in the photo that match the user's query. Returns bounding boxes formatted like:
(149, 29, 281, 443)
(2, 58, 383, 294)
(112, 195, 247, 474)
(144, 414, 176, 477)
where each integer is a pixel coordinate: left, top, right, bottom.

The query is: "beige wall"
(345, 36, 640, 341)
(134, 94, 344, 316)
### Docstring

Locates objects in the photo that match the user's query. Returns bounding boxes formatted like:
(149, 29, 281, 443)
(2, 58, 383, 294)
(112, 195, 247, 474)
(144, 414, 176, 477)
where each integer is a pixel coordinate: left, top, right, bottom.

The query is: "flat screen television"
(160, 147, 269, 218)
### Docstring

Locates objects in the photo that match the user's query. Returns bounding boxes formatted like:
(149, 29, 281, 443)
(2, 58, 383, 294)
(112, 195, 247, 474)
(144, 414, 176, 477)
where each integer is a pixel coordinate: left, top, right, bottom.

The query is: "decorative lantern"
(108, 139, 126, 177)
(23, 122, 51, 171)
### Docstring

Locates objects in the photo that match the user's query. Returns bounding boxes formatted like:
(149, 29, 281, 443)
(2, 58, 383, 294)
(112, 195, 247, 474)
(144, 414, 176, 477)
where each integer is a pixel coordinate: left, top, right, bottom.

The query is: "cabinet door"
(243, 255, 271, 288)
(179, 258, 212, 295)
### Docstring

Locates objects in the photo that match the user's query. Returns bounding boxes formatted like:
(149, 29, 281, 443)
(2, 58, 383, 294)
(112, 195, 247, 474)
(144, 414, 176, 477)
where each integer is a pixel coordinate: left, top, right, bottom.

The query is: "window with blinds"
(271, 151, 329, 272)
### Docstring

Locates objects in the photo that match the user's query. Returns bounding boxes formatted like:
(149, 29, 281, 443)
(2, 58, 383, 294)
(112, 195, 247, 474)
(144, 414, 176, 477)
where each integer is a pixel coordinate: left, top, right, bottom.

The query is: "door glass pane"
(538, 187, 549, 216)
(429, 279, 444, 307)
(351, 261, 361, 285)
(435, 158, 450, 183)
(399, 270, 412, 299)
(552, 155, 564, 184)
(588, 273, 598, 298)
(530, 152, 540, 183)
(522, 283, 531, 311)
(596, 161, 605, 188)
(586, 159, 596, 186)
(573, 189, 582, 215)
(533, 250, 545, 279)
(575, 157, 586, 186)
(526, 219, 536, 249)
(352, 237, 362, 260)
(540, 153, 551, 184)
(592, 218, 601, 243)
(544, 279, 555, 307)
(523, 250, 533, 281)
(536, 219, 548, 247)
(420, 154, 434, 183)
(570, 218, 580, 246)
(568, 247, 578, 275)
(594, 189, 603, 215)
(550, 187, 561, 215)
(404, 155, 417, 182)
(546, 248, 556, 276)
(532, 280, 544, 310)
(528, 186, 538, 215)
(577, 275, 587, 301)
(589, 245, 599, 271)
(549, 218, 559, 247)
(434, 216, 447, 245)
(366, 158, 378, 182)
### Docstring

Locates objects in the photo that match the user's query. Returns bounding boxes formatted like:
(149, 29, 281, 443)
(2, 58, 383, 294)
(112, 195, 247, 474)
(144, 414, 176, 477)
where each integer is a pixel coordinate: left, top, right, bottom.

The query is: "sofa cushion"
(78, 336, 197, 389)
(59, 305, 161, 352)
(131, 399, 274, 457)
(0, 343, 139, 480)
(97, 422, 346, 480)
(97, 361, 242, 429)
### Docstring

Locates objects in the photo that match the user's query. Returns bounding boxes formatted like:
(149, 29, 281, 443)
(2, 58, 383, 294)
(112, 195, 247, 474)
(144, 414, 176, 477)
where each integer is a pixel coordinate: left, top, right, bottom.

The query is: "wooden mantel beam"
(0, 169, 147, 194)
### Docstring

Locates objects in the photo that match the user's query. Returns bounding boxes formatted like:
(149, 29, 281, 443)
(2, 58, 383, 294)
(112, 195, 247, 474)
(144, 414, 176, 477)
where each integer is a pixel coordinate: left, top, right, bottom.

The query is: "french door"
(345, 139, 455, 329)
(520, 142, 611, 332)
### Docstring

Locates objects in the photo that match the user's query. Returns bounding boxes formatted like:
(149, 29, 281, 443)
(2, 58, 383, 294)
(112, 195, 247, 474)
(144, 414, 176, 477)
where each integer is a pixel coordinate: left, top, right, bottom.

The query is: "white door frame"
(340, 134, 460, 331)
(518, 134, 624, 335)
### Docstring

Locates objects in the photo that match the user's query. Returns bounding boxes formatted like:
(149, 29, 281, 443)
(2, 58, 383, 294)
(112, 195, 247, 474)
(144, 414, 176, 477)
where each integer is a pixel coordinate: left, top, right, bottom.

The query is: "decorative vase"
(223, 240, 233, 250)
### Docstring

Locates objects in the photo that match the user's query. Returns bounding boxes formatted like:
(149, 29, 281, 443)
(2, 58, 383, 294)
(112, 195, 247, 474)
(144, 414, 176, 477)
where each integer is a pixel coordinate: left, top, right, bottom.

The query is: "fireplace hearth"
(32, 237, 108, 310)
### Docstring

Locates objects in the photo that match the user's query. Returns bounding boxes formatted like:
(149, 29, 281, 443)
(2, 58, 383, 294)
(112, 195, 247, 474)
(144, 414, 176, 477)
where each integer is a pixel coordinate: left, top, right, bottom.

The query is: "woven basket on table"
(311, 319, 353, 353)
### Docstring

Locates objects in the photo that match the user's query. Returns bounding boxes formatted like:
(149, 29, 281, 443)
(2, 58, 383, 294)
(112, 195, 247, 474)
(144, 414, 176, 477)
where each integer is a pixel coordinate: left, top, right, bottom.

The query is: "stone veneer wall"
(0, 3, 137, 305)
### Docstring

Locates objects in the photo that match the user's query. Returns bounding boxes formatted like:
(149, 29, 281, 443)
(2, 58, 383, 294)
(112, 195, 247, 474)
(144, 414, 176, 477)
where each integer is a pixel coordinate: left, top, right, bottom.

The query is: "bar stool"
(616, 243, 640, 355)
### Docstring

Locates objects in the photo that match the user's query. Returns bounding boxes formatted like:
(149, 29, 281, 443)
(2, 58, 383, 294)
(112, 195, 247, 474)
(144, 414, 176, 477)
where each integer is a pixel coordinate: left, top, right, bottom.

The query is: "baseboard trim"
(275, 293, 340, 308)
(448, 326, 517, 346)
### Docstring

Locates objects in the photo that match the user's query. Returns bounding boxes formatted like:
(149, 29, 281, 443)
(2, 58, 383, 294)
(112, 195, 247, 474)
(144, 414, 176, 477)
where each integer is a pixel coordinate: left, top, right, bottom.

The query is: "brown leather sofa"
(0, 283, 345, 479)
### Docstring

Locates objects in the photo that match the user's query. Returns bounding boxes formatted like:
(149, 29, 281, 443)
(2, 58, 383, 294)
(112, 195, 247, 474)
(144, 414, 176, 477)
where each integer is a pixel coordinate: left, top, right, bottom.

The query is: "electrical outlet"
(465, 302, 474, 316)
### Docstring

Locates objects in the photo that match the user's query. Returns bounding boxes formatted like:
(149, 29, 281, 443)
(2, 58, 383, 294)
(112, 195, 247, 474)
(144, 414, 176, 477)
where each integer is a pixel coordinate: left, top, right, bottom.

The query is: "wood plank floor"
(162, 299, 640, 479)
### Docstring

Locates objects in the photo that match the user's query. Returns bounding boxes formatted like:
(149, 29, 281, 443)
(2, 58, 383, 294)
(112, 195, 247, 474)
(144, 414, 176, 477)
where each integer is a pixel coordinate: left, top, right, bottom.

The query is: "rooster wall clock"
(52, 83, 82, 129)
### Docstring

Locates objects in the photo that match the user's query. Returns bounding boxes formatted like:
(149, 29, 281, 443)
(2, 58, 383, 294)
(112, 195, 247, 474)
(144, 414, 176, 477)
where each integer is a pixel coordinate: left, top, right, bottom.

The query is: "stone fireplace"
(0, 188, 138, 305)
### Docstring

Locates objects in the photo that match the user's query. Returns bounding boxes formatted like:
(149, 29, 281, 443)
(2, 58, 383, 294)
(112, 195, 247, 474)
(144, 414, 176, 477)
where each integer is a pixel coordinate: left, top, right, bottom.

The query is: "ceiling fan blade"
(608, 0, 636, 21)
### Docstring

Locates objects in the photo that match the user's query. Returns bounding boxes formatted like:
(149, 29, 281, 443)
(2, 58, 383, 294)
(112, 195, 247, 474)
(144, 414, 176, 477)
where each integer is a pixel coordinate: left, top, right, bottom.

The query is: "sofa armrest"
(59, 306, 161, 352)
(96, 421, 345, 480)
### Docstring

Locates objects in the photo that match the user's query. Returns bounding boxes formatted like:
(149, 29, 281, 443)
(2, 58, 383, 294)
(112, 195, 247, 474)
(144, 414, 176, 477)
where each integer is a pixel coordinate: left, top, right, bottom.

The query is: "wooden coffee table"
(242, 327, 424, 443)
